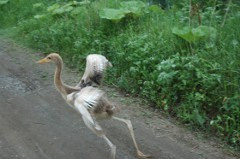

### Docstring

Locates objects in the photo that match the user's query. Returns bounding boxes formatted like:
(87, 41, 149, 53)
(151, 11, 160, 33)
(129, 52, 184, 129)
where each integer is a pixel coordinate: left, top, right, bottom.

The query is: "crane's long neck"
(54, 58, 80, 100)
(54, 58, 67, 97)
(55, 59, 62, 83)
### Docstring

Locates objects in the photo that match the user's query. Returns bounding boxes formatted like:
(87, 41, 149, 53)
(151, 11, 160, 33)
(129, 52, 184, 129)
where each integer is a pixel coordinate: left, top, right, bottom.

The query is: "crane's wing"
(77, 54, 112, 88)
(67, 86, 105, 134)
(75, 101, 103, 134)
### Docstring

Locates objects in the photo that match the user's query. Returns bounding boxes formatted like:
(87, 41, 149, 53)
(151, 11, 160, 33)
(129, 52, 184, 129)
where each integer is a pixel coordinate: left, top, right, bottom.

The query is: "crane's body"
(37, 53, 151, 159)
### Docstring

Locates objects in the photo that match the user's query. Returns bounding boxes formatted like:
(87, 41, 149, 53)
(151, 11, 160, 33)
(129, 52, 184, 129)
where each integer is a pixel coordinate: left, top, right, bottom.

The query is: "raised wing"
(77, 54, 112, 88)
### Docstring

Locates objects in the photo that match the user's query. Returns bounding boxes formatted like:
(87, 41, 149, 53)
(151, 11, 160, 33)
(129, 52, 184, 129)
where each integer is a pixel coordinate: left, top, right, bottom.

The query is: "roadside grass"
(0, 0, 239, 150)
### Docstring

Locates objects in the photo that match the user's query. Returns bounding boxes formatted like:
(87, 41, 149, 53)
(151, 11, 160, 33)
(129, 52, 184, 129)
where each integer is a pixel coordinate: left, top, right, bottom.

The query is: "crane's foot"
(137, 150, 152, 159)
(110, 145, 116, 159)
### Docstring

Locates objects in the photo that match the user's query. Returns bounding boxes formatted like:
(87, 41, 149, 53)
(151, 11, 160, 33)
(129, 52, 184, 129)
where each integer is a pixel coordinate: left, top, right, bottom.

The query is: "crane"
(37, 53, 151, 159)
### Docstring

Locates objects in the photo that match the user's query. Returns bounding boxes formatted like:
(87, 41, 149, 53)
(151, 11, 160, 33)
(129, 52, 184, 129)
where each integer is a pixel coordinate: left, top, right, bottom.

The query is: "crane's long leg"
(112, 116, 152, 159)
(102, 135, 116, 159)
(82, 117, 116, 159)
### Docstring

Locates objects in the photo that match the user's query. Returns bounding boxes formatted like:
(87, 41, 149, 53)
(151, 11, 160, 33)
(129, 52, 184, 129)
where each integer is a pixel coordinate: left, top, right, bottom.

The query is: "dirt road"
(0, 38, 238, 159)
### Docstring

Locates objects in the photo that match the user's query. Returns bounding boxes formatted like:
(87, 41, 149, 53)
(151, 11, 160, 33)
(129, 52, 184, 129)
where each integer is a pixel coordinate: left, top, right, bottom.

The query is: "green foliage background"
(0, 0, 239, 150)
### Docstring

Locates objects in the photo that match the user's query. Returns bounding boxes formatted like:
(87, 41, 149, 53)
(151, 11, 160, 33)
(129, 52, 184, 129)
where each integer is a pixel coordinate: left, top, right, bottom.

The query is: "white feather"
(67, 86, 104, 133)
(79, 54, 112, 86)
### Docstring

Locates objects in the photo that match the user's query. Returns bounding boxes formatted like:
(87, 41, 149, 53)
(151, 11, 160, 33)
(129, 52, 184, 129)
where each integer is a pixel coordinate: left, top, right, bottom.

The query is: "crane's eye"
(47, 56, 51, 60)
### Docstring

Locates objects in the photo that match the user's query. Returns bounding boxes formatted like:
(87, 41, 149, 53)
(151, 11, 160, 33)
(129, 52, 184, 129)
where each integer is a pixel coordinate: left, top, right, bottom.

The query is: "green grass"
(0, 0, 239, 150)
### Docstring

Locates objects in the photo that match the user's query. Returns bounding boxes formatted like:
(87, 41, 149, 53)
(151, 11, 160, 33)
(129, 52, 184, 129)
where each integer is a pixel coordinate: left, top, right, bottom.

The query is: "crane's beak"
(36, 58, 50, 64)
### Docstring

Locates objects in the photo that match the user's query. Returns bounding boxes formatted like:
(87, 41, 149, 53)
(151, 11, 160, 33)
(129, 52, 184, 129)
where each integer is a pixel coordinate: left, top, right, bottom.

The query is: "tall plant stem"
(221, 0, 232, 27)
(189, 0, 192, 27)
(209, 0, 217, 26)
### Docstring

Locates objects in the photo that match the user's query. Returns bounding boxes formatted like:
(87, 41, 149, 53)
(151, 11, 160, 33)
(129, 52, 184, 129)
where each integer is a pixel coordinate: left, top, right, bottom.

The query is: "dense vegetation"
(0, 0, 239, 150)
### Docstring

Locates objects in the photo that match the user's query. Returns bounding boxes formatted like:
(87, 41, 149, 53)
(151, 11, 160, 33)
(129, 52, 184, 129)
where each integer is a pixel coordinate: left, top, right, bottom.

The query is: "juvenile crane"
(37, 53, 151, 159)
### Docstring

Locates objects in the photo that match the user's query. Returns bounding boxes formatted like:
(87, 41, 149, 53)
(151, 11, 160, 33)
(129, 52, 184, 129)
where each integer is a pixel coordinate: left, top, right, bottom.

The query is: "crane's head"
(37, 53, 62, 65)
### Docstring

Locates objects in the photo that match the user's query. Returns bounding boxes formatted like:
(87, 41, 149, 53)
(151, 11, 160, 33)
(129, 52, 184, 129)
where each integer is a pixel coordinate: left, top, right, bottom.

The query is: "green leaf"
(193, 109, 205, 126)
(64, 0, 90, 7)
(33, 3, 44, 8)
(172, 26, 196, 42)
(148, 5, 163, 13)
(172, 26, 217, 43)
(34, 14, 46, 19)
(47, 4, 60, 12)
(53, 5, 74, 15)
(0, 0, 9, 5)
(120, 1, 146, 16)
(71, 6, 84, 15)
(78, 0, 90, 5)
(193, 26, 217, 40)
(99, 1, 147, 21)
(99, 8, 126, 21)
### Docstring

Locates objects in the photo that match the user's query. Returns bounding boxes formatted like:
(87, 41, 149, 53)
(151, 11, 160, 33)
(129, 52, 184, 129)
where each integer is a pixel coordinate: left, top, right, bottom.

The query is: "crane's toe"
(137, 150, 152, 159)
